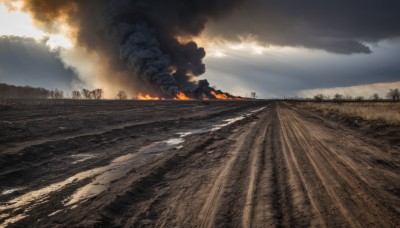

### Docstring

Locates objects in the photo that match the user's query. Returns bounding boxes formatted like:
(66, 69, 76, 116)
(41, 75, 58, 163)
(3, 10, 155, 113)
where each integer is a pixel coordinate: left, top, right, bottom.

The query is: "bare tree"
(333, 93, 343, 101)
(371, 93, 380, 101)
(116, 90, 127, 100)
(355, 96, 364, 101)
(71, 90, 82, 99)
(82, 88, 92, 99)
(92, 89, 103, 100)
(54, 89, 64, 99)
(48, 89, 64, 99)
(386, 89, 400, 101)
(314, 94, 325, 102)
(49, 90, 55, 99)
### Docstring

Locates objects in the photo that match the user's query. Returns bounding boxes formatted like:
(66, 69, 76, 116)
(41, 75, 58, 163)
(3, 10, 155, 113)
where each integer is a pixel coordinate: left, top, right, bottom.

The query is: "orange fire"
(136, 93, 161, 100)
(210, 91, 231, 100)
(175, 92, 191, 100)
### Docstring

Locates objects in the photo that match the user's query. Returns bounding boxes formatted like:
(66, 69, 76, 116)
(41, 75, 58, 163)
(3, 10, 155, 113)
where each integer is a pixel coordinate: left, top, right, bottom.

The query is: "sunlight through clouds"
(0, 3, 72, 49)
(0, 3, 44, 39)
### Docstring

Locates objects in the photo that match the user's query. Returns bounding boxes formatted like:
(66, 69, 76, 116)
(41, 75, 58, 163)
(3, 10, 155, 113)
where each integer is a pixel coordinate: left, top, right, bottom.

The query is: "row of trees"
(0, 83, 129, 100)
(71, 89, 128, 100)
(314, 88, 400, 101)
(0, 83, 53, 99)
(71, 88, 104, 100)
(0, 83, 107, 100)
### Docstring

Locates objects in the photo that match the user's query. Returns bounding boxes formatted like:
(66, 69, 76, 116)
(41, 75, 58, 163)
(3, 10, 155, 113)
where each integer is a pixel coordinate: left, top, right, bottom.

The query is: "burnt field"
(1, 100, 400, 227)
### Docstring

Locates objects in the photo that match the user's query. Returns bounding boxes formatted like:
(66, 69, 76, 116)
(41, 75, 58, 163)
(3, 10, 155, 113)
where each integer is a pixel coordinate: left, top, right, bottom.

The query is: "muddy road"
(1, 101, 399, 227)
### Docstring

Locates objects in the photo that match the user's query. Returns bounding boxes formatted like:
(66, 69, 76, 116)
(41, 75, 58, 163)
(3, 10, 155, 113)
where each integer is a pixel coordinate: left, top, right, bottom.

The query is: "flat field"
(0, 100, 399, 227)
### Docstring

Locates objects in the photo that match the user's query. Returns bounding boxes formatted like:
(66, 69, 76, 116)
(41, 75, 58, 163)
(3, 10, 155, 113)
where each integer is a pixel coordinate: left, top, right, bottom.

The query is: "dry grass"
(299, 102, 400, 125)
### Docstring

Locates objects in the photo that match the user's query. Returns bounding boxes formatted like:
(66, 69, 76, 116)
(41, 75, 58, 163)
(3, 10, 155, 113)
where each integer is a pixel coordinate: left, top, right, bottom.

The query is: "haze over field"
(0, 0, 399, 98)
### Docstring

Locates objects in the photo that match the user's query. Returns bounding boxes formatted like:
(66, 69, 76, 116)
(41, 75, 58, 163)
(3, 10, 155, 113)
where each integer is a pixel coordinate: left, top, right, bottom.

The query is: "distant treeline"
(0, 83, 63, 99)
(0, 83, 106, 100)
(312, 89, 400, 102)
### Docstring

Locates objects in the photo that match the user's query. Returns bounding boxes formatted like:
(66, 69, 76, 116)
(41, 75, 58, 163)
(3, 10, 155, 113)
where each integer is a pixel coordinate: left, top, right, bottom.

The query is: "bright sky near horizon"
(0, 4, 43, 39)
(0, 4, 71, 49)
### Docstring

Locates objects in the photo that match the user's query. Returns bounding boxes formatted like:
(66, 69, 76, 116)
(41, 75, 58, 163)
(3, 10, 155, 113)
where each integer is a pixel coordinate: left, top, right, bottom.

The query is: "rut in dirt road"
(3, 102, 400, 227)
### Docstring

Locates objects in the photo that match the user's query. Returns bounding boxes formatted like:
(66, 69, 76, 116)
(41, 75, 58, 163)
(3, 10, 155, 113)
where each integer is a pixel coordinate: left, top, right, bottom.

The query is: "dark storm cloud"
(203, 40, 400, 98)
(18, 0, 244, 97)
(0, 36, 78, 91)
(207, 0, 400, 54)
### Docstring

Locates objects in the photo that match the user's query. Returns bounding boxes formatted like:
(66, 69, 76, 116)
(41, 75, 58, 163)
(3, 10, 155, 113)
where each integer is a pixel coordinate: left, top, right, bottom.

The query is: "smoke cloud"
(13, 0, 243, 98)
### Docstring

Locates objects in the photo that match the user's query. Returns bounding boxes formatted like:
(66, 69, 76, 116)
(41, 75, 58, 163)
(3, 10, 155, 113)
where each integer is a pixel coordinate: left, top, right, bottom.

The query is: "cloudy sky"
(0, 1, 399, 98)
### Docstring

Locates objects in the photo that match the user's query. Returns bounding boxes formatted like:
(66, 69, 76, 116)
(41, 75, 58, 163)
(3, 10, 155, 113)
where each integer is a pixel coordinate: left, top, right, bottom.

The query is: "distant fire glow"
(135, 91, 244, 101)
(175, 92, 191, 100)
(136, 93, 161, 100)
(211, 91, 230, 100)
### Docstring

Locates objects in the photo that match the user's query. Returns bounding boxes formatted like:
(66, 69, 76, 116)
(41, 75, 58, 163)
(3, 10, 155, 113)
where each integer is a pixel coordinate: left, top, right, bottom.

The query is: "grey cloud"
(207, 0, 400, 54)
(203, 40, 400, 98)
(0, 36, 78, 91)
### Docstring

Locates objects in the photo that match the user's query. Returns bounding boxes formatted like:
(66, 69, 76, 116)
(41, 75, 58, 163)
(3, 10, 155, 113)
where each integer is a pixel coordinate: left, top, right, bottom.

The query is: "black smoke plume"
(19, 0, 244, 98)
(118, 23, 180, 97)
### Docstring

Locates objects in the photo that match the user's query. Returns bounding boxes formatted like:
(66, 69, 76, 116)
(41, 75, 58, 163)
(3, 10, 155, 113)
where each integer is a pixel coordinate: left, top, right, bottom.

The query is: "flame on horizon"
(136, 93, 162, 100)
(210, 91, 230, 100)
(175, 92, 191, 100)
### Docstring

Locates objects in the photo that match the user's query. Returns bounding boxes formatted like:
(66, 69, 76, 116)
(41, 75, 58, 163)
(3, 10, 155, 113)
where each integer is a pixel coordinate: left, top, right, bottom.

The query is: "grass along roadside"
(298, 102, 400, 125)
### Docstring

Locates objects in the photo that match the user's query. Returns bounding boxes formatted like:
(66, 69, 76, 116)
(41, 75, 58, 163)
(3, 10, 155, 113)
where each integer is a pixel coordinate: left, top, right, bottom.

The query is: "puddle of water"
(65, 135, 190, 206)
(71, 154, 97, 164)
(164, 138, 185, 145)
(211, 116, 246, 131)
(1, 187, 26, 196)
(0, 166, 106, 225)
(250, 107, 266, 113)
(64, 153, 140, 206)
(48, 209, 62, 217)
(0, 214, 27, 227)
(176, 132, 192, 137)
(178, 129, 208, 136)
(210, 106, 266, 131)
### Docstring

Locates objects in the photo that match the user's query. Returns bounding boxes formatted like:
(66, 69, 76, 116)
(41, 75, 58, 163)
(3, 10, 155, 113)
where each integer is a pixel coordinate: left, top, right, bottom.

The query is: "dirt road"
(1, 101, 399, 227)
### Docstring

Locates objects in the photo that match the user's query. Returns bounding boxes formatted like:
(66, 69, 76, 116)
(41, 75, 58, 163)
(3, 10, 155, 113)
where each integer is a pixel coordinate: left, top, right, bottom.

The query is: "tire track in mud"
(201, 108, 271, 228)
(199, 114, 264, 228)
(280, 104, 400, 227)
(278, 106, 345, 227)
(241, 121, 268, 228)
